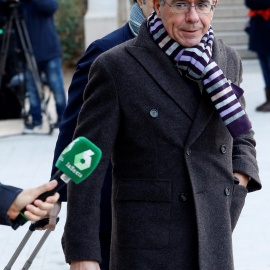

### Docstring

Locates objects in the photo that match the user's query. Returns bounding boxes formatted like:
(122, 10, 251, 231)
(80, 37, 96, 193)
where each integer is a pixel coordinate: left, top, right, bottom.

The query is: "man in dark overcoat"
(62, 0, 261, 269)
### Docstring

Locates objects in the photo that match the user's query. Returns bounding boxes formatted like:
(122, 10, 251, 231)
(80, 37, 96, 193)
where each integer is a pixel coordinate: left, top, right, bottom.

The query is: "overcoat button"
(186, 148, 191, 156)
(150, 109, 158, 118)
(179, 193, 188, 202)
(220, 145, 227, 154)
(224, 187, 230, 196)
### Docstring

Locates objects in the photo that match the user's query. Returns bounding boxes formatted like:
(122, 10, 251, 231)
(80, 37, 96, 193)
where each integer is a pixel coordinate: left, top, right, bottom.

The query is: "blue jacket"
(245, 0, 270, 54)
(0, 183, 22, 226)
(52, 22, 134, 232)
(21, 0, 62, 62)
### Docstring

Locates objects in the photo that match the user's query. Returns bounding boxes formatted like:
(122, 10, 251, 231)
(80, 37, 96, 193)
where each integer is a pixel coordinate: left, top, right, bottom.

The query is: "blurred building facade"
(84, 0, 130, 48)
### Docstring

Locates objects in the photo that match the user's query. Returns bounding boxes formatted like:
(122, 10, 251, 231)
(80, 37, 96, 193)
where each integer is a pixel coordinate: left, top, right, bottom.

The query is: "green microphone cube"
(55, 136, 102, 184)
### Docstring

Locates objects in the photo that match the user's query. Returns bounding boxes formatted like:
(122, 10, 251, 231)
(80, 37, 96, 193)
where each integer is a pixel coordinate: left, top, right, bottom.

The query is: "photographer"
(20, 0, 66, 133)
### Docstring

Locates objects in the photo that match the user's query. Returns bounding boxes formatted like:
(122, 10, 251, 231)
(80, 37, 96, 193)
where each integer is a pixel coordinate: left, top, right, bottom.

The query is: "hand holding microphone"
(8, 180, 60, 222)
(12, 137, 102, 230)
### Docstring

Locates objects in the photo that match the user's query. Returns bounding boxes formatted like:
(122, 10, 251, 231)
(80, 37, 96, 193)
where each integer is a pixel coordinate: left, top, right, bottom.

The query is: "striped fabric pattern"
(147, 12, 251, 138)
(129, 3, 146, 37)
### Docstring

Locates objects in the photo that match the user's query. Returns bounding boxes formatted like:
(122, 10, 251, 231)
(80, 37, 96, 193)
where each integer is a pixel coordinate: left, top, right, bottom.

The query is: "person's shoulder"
(97, 36, 136, 59)
(216, 39, 241, 61)
(94, 23, 133, 51)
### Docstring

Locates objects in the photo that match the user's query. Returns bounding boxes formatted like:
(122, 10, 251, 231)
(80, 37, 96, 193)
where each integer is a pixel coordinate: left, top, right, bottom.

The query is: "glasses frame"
(163, 1, 216, 14)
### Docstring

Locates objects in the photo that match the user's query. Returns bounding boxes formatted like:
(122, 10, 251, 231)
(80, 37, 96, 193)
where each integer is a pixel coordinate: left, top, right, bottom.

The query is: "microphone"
(12, 137, 102, 230)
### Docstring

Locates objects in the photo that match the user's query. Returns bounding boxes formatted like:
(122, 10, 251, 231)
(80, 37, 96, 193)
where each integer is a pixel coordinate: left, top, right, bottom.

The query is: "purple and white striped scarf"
(147, 12, 251, 138)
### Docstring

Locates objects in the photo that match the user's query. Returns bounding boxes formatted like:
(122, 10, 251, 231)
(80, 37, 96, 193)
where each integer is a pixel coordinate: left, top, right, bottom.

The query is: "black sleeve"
(0, 183, 22, 226)
(51, 41, 107, 201)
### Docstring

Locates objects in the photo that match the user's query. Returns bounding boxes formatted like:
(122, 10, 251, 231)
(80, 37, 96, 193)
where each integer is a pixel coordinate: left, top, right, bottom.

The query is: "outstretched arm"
(8, 180, 59, 221)
(0, 180, 59, 226)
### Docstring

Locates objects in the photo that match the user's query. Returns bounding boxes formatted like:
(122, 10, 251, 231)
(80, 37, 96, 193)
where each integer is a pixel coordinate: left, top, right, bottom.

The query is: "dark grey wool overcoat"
(62, 21, 261, 270)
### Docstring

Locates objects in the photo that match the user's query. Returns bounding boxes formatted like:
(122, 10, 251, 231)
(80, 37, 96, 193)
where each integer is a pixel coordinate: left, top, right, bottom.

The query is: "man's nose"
(185, 6, 200, 23)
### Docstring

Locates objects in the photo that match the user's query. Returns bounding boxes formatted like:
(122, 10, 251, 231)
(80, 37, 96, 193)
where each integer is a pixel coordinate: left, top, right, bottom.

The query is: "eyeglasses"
(163, 1, 216, 14)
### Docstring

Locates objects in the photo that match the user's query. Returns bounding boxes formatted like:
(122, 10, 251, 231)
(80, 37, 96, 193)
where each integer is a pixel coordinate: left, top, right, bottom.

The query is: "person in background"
(62, 0, 261, 269)
(21, 0, 66, 133)
(0, 180, 59, 226)
(245, 0, 270, 111)
(50, 1, 154, 269)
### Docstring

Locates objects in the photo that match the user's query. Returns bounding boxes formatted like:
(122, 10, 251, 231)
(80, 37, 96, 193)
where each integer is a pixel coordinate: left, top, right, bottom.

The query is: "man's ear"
(137, 0, 143, 9)
(153, 0, 161, 17)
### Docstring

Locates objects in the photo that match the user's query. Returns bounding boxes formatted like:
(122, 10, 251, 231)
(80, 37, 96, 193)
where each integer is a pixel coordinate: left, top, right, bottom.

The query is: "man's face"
(138, 0, 154, 18)
(154, 0, 217, 47)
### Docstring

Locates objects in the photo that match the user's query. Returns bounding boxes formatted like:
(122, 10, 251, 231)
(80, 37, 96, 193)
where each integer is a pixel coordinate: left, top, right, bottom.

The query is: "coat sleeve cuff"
(233, 159, 261, 192)
(62, 236, 101, 264)
(0, 184, 22, 226)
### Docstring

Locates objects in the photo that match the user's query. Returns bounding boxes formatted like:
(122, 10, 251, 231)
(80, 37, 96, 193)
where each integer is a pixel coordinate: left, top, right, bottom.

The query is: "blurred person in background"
(0, 180, 59, 226)
(245, 0, 270, 112)
(21, 0, 66, 133)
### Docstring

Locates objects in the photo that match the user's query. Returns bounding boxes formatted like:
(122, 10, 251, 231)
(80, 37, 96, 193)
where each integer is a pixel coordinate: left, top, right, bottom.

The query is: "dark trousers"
(258, 52, 270, 88)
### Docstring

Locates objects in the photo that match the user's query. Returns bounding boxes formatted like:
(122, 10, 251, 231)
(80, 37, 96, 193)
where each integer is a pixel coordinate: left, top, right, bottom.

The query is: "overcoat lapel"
(126, 22, 198, 121)
(126, 22, 228, 146)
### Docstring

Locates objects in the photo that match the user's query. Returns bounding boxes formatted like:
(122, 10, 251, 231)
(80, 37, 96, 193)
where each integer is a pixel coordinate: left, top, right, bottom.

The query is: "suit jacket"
(52, 23, 133, 233)
(62, 21, 261, 270)
(245, 0, 270, 54)
(0, 183, 22, 226)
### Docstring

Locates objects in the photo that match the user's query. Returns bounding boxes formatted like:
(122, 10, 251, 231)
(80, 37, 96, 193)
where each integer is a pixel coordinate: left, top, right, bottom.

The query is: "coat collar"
(126, 21, 227, 146)
(126, 21, 198, 121)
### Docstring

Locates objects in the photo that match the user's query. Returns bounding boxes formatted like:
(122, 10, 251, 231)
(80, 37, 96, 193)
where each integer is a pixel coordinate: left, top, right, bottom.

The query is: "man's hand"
(8, 180, 60, 221)
(233, 172, 249, 188)
(37, 201, 62, 231)
(70, 261, 100, 270)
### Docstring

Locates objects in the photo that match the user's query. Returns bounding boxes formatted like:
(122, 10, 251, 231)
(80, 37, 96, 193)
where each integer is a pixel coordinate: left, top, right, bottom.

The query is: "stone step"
(212, 18, 246, 31)
(216, 0, 244, 5)
(214, 5, 249, 18)
(215, 31, 248, 45)
(231, 45, 257, 59)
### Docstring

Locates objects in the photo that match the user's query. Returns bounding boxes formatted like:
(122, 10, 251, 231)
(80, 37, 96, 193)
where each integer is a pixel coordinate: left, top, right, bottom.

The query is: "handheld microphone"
(12, 137, 102, 230)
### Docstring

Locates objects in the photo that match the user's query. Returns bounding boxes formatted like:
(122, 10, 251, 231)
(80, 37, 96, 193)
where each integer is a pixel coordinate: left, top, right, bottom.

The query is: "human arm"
(62, 55, 120, 264)
(232, 124, 260, 192)
(0, 183, 22, 225)
(32, 0, 58, 16)
(245, 0, 270, 10)
(0, 180, 59, 226)
(51, 41, 108, 202)
(230, 54, 261, 192)
(70, 261, 100, 270)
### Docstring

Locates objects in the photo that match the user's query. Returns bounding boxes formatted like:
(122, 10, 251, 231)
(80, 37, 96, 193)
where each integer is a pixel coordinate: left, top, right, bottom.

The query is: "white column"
(84, 0, 118, 48)
(118, 0, 132, 27)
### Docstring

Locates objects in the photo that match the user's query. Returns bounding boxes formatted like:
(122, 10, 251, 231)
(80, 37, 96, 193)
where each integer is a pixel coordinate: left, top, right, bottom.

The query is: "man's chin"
(180, 39, 201, 48)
